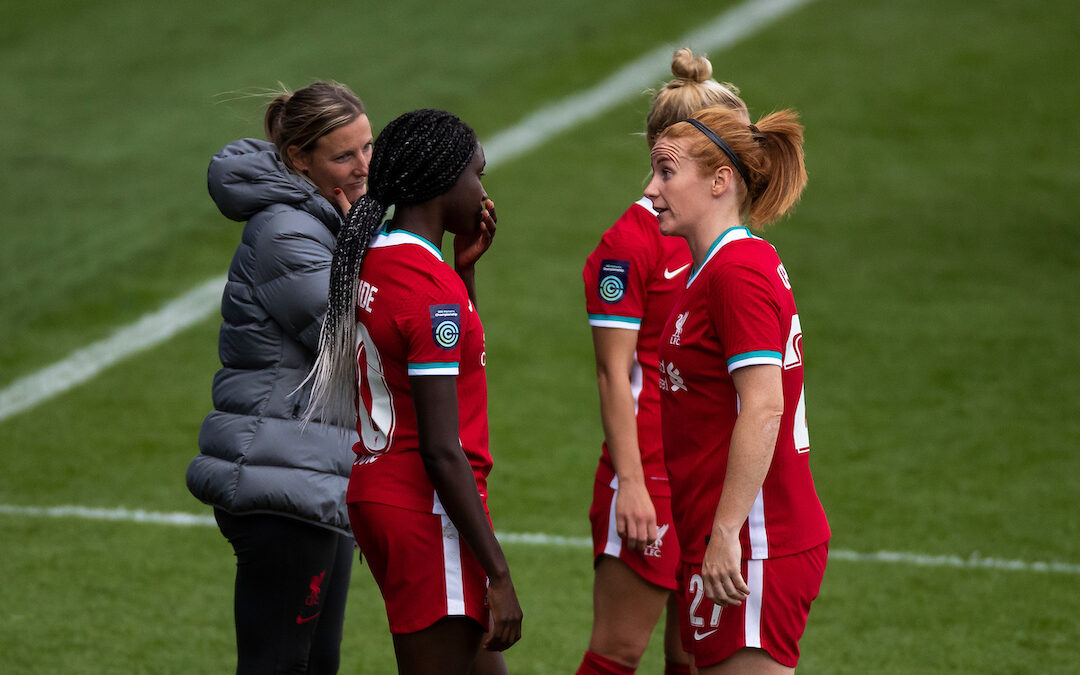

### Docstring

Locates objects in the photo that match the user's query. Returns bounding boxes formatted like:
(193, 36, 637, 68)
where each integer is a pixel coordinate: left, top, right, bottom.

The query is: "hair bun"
(670, 47, 713, 83)
(263, 92, 293, 147)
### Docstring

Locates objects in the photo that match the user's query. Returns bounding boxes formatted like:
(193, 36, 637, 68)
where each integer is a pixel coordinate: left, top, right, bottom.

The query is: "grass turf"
(2, 0, 1079, 672)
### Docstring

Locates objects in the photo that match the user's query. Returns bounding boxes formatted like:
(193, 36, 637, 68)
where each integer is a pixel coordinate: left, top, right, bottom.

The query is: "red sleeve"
(709, 259, 783, 371)
(396, 280, 467, 375)
(584, 204, 660, 325)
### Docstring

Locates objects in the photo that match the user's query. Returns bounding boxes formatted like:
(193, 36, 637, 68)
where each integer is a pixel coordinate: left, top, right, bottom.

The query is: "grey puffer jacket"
(186, 138, 354, 535)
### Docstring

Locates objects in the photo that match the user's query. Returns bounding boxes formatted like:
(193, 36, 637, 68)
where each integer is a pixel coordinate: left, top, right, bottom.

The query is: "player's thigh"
(590, 555, 670, 652)
(699, 648, 793, 675)
(473, 649, 509, 675)
(391, 616, 484, 675)
(350, 501, 490, 635)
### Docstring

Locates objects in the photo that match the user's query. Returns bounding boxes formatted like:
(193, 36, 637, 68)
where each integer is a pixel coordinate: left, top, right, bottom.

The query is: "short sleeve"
(710, 262, 783, 373)
(397, 291, 466, 377)
(584, 206, 659, 330)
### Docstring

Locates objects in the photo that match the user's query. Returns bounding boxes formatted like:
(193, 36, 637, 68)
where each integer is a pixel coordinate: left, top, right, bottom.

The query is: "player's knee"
(588, 633, 648, 670)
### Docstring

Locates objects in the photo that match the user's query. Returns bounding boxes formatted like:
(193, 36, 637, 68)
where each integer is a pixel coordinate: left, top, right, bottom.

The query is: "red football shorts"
(589, 477, 679, 590)
(675, 541, 828, 668)
(349, 501, 490, 634)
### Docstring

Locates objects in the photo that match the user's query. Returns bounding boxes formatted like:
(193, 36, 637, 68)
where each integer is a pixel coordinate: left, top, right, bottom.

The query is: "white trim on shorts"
(748, 487, 769, 558)
(441, 515, 466, 615)
(603, 476, 623, 557)
(745, 558, 764, 648)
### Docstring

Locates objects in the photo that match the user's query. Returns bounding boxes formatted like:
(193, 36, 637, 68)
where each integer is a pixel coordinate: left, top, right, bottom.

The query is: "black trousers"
(215, 509, 354, 675)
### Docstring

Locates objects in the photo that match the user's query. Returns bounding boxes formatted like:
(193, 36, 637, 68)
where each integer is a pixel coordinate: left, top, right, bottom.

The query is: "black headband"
(681, 118, 751, 187)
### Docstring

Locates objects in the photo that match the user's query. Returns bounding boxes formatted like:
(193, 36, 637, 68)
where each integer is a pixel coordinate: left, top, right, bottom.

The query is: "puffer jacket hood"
(187, 138, 354, 535)
(207, 138, 341, 234)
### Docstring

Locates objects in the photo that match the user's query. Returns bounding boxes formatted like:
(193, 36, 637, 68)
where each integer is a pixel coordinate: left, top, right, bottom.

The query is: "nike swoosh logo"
(694, 628, 719, 640)
(296, 612, 321, 625)
(664, 264, 691, 280)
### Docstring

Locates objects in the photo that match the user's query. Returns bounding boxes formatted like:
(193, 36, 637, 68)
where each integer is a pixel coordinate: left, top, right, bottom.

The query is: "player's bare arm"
(411, 374, 523, 651)
(702, 364, 782, 606)
(592, 325, 658, 550)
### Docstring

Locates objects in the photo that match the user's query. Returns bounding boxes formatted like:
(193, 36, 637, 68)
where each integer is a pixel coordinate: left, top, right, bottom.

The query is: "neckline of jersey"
(634, 195, 658, 216)
(372, 223, 444, 261)
(686, 226, 756, 288)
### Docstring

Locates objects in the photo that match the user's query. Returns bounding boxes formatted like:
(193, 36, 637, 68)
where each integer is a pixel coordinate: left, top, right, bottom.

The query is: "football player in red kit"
(647, 106, 829, 673)
(305, 109, 521, 675)
(579, 48, 750, 675)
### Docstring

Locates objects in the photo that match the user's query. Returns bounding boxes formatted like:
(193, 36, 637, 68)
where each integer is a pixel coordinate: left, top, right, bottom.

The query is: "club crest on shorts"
(598, 259, 630, 303)
(430, 304, 461, 350)
(643, 523, 669, 558)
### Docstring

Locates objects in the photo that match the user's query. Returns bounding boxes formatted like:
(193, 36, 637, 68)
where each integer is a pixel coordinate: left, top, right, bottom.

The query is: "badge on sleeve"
(598, 259, 630, 303)
(430, 304, 462, 350)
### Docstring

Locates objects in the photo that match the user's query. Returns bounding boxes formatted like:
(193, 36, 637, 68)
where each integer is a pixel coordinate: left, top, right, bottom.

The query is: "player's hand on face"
(331, 187, 352, 215)
(482, 573, 522, 651)
(615, 481, 659, 552)
(454, 198, 497, 269)
(701, 528, 749, 607)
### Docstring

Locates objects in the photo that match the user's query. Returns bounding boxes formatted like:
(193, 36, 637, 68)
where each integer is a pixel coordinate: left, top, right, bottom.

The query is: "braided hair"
(303, 109, 479, 428)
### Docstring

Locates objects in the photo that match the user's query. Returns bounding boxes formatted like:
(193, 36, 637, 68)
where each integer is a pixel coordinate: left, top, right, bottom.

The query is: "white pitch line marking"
(0, 276, 227, 422)
(2, 504, 1077, 575)
(483, 0, 814, 169)
(0, 0, 813, 422)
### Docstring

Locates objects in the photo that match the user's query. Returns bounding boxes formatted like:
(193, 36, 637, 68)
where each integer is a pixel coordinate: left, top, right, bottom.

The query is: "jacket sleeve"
(250, 208, 335, 354)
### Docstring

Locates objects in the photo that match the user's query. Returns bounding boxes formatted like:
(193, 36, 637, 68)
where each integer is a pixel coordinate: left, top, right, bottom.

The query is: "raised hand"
(455, 198, 497, 270)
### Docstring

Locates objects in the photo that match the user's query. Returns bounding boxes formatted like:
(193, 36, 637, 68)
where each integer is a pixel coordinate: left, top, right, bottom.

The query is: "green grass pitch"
(2, 0, 1079, 672)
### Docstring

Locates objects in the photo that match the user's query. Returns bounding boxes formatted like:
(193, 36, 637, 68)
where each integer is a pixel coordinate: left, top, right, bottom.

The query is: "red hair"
(659, 105, 807, 228)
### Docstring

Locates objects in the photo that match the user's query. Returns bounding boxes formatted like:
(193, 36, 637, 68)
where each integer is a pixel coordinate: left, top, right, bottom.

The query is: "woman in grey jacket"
(186, 81, 372, 675)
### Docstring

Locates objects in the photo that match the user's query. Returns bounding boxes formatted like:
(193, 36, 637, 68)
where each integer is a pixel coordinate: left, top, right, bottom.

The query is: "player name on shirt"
(358, 280, 379, 313)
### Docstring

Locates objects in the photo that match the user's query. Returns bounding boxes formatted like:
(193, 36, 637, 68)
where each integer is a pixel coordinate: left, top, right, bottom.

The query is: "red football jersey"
(583, 198, 692, 496)
(658, 227, 829, 562)
(346, 228, 491, 514)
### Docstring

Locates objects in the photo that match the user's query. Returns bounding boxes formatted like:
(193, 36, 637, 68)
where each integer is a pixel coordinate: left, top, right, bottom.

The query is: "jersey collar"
(686, 226, 757, 288)
(635, 196, 658, 216)
(370, 224, 444, 262)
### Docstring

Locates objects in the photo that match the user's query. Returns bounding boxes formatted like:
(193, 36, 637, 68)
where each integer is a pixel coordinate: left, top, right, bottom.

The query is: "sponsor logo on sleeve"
(598, 259, 630, 303)
(430, 304, 462, 350)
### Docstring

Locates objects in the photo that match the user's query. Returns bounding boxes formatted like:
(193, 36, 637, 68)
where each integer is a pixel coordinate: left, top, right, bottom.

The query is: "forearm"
(701, 364, 782, 605)
(421, 443, 509, 581)
(411, 373, 520, 649)
(456, 264, 478, 307)
(592, 326, 646, 485)
(596, 369, 646, 485)
(710, 407, 780, 539)
(592, 325, 657, 547)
